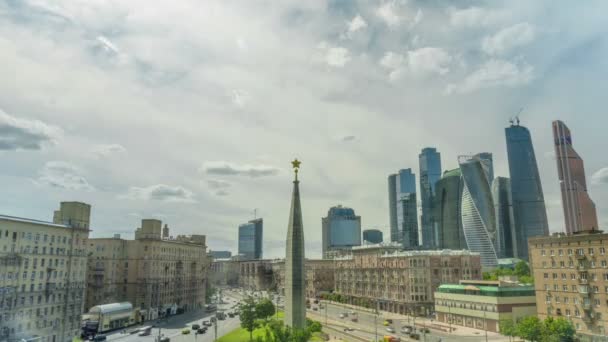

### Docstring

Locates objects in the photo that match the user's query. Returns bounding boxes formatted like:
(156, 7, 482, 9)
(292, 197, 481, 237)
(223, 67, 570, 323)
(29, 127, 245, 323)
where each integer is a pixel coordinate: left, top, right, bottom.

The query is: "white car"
(386, 327, 396, 333)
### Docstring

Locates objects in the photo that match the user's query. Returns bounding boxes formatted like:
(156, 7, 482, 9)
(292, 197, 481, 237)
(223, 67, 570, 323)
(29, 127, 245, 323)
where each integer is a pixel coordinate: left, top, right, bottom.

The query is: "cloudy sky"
(1, 0, 607, 259)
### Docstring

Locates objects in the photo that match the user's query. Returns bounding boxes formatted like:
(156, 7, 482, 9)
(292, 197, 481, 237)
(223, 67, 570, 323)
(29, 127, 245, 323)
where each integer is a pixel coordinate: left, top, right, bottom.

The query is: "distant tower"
(238, 218, 263, 259)
(552, 120, 599, 234)
(163, 224, 170, 239)
(321, 205, 361, 258)
(505, 120, 549, 259)
(419, 147, 442, 249)
(388, 169, 419, 249)
(284, 159, 306, 329)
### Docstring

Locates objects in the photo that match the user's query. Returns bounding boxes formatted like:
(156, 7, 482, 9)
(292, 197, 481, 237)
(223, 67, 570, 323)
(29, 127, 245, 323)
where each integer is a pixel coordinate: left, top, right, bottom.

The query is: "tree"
(205, 281, 217, 303)
(256, 298, 276, 323)
(500, 320, 517, 342)
(307, 320, 322, 333)
(516, 316, 543, 341)
(542, 317, 575, 342)
(514, 261, 531, 277)
(239, 296, 259, 341)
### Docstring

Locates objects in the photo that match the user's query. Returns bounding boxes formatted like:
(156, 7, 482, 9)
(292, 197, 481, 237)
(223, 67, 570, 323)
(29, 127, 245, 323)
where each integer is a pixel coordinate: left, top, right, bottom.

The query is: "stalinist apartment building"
(529, 232, 608, 341)
(0, 202, 91, 342)
(86, 219, 209, 320)
(334, 243, 482, 316)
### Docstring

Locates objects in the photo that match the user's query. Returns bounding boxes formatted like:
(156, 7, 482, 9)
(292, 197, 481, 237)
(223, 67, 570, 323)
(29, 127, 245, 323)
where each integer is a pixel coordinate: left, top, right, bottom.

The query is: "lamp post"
(374, 299, 379, 342)
(483, 309, 488, 342)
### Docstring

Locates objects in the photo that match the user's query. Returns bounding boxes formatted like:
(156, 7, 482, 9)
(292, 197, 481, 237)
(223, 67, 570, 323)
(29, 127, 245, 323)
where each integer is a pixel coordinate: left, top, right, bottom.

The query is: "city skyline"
(1, 1, 608, 259)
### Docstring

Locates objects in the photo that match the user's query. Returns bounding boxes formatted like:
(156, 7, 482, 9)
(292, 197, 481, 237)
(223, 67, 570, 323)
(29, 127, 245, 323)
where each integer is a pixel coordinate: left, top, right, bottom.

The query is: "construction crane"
(510, 107, 524, 126)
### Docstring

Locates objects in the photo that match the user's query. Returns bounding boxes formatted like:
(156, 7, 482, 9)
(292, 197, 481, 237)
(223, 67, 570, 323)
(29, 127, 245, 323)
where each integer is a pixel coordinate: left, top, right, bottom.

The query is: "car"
(197, 328, 207, 334)
(386, 327, 396, 333)
(202, 320, 211, 326)
(90, 336, 107, 342)
(210, 317, 217, 323)
(313, 299, 319, 304)
(182, 329, 191, 335)
(339, 313, 346, 319)
(228, 313, 235, 318)
(400, 328, 411, 334)
(409, 333, 420, 340)
(160, 337, 170, 342)
(421, 328, 430, 333)
(319, 304, 324, 309)
(386, 319, 393, 324)
(192, 324, 200, 330)
(344, 327, 355, 332)
(349, 311, 356, 315)
(312, 307, 318, 311)
(383, 321, 390, 326)
(351, 317, 358, 322)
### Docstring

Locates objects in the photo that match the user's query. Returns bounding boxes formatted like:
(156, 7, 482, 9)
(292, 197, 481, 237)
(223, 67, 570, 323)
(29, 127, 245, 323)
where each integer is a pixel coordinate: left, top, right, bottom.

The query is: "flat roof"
(89, 302, 133, 314)
(437, 284, 535, 297)
(0, 214, 69, 229)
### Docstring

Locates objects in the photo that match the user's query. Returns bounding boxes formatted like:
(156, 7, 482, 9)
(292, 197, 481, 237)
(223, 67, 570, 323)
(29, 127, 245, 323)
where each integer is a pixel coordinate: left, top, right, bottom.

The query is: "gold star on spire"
(291, 159, 301, 181)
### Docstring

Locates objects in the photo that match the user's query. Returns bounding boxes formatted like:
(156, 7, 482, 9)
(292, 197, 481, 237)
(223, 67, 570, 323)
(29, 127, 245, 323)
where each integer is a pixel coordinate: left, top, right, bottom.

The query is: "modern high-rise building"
(552, 120, 599, 234)
(459, 154, 499, 268)
(492, 177, 516, 258)
(322, 206, 361, 258)
(505, 121, 549, 259)
(362, 229, 383, 244)
(208, 250, 232, 260)
(0, 202, 91, 342)
(238, 218, 263, 260)
(433, 168, 467, 250)
(388, 169, 419, 249)
(419, 147, 442, 249)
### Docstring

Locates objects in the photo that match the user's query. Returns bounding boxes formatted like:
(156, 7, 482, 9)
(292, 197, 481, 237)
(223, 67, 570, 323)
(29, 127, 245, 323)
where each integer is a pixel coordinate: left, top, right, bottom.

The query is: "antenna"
(515, 107, 523, 126)
(253, 208, 258, 219)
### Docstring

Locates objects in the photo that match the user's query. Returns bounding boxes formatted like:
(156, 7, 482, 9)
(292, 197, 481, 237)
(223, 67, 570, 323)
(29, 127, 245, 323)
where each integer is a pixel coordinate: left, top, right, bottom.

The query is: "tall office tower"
(362, 229, 383, 244)
(459, 154, 499, 267)
(388, 169, 419, 249)
(321, 205, 361, 258)
(433, 169, 467, 250)
(492, 177, 516, 258)
(505, 121, 549, 259)
(238, 218, 263, 259)
(552, 120, 599, 234)
(419, 147, 442, 249)
(284, 159, 306, 329)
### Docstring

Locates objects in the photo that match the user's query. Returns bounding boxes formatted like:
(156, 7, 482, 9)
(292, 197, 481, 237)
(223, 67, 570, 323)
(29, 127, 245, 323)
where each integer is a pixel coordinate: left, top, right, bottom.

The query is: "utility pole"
(374, 299, 379, 342)
(214, 319, 218, 342)
(484, 309, 488, 342)
(448, 303, 452, 333)
(325, 300, 328, 325)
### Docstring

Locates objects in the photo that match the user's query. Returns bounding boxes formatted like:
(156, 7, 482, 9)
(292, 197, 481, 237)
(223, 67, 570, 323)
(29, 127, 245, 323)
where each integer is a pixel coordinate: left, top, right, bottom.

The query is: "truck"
(216, 311, 226, 320)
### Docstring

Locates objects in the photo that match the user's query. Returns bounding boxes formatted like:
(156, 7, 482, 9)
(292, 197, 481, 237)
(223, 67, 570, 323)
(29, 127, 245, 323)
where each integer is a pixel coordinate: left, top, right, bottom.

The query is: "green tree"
(239, 296, 259, 341)
(307, 320, 322, 333)
(514, 261, 531, 277)
(516, 316, 543, 341)
(542, 317, 575, 342)
(205, 282, 217, 303)
(500, 320, 517, 342)
(256, 298, 276, 323)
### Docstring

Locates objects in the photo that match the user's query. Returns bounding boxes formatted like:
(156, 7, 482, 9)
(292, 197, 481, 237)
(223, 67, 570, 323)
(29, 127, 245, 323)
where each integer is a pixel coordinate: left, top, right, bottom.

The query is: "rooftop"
(89, 302, 133, 314)
(0, 214, 69, 229)
(436, 284, 535, 297)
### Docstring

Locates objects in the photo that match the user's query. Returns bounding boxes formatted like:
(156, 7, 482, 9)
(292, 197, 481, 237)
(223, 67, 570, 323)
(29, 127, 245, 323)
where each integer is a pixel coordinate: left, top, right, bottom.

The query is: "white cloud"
(592, 168, 608, 184)
(125, 184, 196, 202)
(201, 161, 281, 177)
(377, 1, 402, 27)
(407, 47, 452, 75)
(0, 109, 61, 150)
(37, 161, 94, 191)
(347, 14, 367, 34)
(325, 47, 351, 67)
(207, 179, 231, 189)
(446, 59, 534, 94)
(482, 23, 535, 55)
(91, 144, 127, 158)
(231, 90, 250, 108)
(412, 9, 423, 27)
(448, 6, 507, 28)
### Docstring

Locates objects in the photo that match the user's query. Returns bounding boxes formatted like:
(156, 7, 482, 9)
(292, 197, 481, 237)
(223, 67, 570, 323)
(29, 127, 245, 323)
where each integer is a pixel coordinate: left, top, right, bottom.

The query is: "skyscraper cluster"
(388, 120, 552, 267)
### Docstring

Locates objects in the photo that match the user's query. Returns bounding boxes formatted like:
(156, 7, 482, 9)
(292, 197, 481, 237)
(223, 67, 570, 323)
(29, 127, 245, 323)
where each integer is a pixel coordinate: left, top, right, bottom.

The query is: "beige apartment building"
(529, 232, 608, 341)
(271, 259, 334, 298)
(334, 244, 482, 316)
(239, 259, 274, 291)
(0, 202, 91, 342)
(210, 258, 240, 287)
(86, 219, 209, 321)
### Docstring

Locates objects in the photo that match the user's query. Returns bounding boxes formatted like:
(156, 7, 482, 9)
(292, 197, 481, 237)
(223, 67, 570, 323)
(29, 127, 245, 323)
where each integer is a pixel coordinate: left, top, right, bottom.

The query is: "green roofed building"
(434, 277, 536, 333)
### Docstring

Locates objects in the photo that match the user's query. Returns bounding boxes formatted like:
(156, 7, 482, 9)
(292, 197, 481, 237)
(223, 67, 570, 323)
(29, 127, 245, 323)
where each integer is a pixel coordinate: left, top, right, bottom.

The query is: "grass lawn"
(218, 312, 284, 342)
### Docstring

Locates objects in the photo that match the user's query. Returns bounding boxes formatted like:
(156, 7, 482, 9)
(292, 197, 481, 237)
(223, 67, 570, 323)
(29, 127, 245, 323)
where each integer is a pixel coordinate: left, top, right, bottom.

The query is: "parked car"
(339, 313, 346, 319)
(197, 328, 207, 334)
(90, 336, 107, 342)
(409, 333, 420, 340)
(383, 320, 390, 326)
(181, 329, 191, 335)
(344, 327, 355, 332)
(386, 327, 396, 333)
(400, 327, 411, 334)
(192, 324, 200, 330)
(160, 337, 170, 342)
(203, 320, 212, 326)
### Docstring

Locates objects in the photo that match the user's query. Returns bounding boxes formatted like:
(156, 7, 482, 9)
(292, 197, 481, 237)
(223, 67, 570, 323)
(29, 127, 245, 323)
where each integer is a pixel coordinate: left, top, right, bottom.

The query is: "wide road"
(102, 292, 241, 342)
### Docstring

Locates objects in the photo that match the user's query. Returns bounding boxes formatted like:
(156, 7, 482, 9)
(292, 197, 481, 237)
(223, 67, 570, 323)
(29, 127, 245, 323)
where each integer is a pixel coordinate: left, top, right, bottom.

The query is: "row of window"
(543, 283, 608, 293)
(540, 247, 606, 257)
(542, 259, 608, 268)
(542, 272, 608, 281)
(0, 229, 72, 245)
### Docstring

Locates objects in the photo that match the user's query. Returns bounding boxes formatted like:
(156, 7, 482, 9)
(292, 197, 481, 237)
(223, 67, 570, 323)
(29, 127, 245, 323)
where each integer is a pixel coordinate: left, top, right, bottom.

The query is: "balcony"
(578, 289, 590, 298)
(576, 254, 586, 260)
(578, 278, 588, 285)
(582, 315, 594, 324)
(577, 265, 588, 271)
(582, 302, 592, 311)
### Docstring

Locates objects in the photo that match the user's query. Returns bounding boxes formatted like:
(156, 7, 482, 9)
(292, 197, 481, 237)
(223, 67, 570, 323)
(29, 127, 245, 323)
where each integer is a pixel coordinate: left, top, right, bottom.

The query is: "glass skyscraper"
(492, 177, 516, 258)
(433, 168, 466, 250)
(505, 122, 549, 259)
(419, 147, 442, 249)
(322, 205, 361, 258)
(388, 168, 419, 249)
(459, 154, 498, 267)
(238, 218, 263, 259)
(362, 229, 383, 244)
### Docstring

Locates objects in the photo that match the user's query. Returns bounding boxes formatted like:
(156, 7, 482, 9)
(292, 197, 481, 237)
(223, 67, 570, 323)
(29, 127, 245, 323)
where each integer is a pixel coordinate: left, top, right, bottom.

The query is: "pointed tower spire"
(284, 158, 306, 329)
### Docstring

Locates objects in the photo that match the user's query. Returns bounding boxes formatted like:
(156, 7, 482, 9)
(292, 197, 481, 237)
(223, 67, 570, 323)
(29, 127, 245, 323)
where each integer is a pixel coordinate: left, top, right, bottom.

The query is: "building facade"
(433, 169, 466, 251)
(209, 259, 239, 287)
(529, 232, 608, 341)
(434, 278, 536, 333)
(322, 206, 361, 258)
(238, 219, 263, 260)
(459, 154, 499, 268)
(209, 250, 232, 260)
(552, 120, 599, 235)
(492, 177, 516, 258)
(389, 169, 419, 248)
(419, 147, 442, 249)
(362, 229, 383, 244)
(505, 122, 549, 260)
(86, 220, 208, 320)
(0, 202, 91, 342)
(334, 244, 482, 316)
